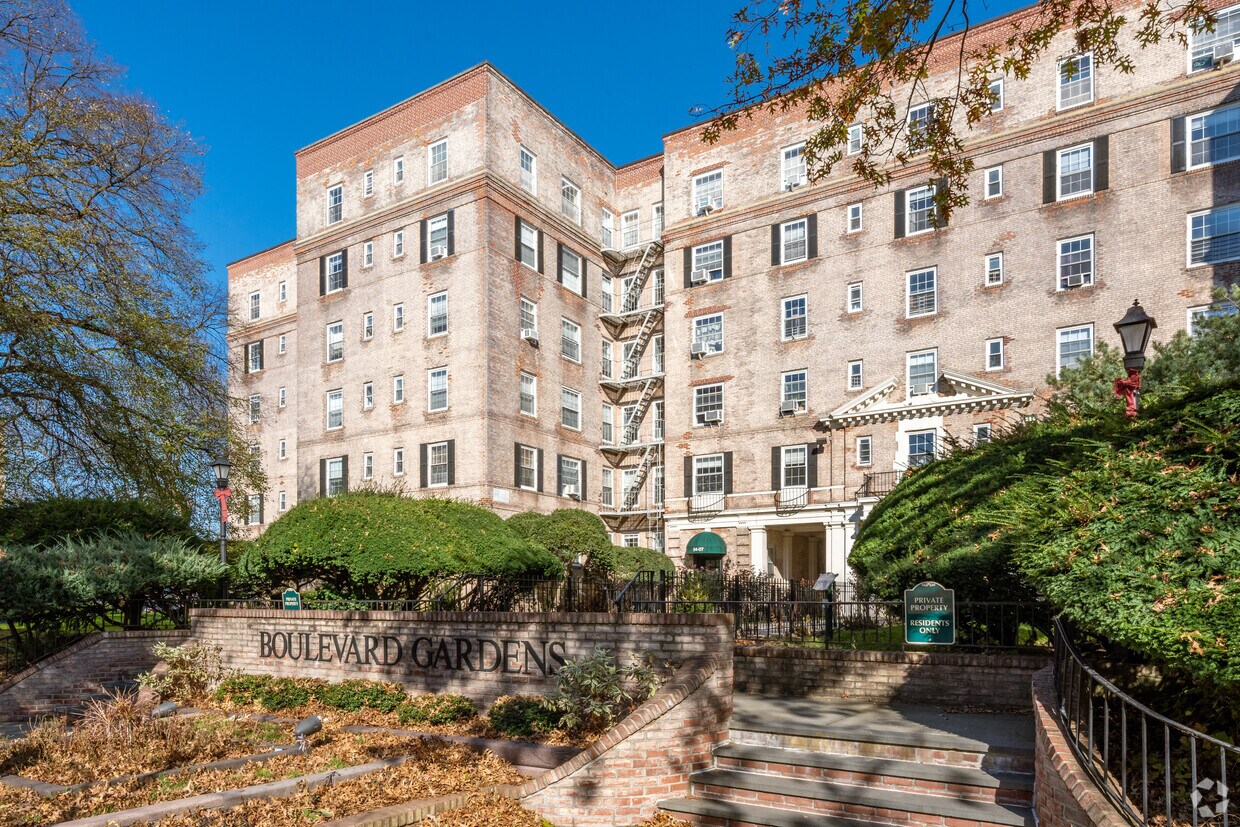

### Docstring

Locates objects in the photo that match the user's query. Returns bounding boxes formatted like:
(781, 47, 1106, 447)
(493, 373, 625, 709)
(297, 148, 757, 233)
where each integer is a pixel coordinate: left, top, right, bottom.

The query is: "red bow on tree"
(1113, 368, 1141, 419)
(213, 487, 232, 522)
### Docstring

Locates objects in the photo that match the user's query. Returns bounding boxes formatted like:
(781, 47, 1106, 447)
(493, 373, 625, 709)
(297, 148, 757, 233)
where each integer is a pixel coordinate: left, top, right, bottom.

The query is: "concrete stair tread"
(660, 796, 879, 827)
(714, 743, 1034, 791)
(692, 768, 1035, 827)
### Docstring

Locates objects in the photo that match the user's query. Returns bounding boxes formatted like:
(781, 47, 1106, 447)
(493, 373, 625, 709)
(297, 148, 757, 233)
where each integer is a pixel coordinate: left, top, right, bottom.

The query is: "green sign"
(282, 589, 302, 611)
(904, 581, 955, 645)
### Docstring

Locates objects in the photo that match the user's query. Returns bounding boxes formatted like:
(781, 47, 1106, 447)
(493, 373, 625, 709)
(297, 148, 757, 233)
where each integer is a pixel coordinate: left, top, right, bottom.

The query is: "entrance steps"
(659, 695, 1035, 827)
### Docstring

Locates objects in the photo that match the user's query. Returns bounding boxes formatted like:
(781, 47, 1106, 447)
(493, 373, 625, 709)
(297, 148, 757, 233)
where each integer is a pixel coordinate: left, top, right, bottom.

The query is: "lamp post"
(1112, 299, 1157, 418)
(211, 457, 232, 594)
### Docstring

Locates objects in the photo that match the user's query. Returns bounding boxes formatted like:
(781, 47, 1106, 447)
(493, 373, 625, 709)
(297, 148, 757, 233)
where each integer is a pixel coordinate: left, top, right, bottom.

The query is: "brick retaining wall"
(735, 645, 1049, 709)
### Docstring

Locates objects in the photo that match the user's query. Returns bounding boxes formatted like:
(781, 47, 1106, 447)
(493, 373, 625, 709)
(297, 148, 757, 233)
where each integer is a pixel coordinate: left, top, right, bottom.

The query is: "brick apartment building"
(228, 0, 1239, 580)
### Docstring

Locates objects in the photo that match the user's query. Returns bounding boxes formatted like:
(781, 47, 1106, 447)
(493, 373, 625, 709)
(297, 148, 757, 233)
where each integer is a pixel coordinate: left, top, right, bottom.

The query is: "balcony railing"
(859, 470, 904, 498)
(688, 492, 726, 519)
(775, 485, 809, 514)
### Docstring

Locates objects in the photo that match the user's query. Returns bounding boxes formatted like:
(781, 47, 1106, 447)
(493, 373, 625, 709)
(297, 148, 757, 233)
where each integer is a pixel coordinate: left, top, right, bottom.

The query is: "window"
(906, 267, 937, 317)
(278, 491, 287, 511)
(780, 218, 808, 263)
(848, 282, 863, 313)
(518, 220, 538, 269)
(693, 170, 723, 213)
(691, 241, 725, 281)
(781, 445, 808, 488)
(394, 303, 405, 331)
(782, 370, 807, 413)
(517, 445, 537, 490)
(985, 166, 1003, 199)
(428, 213, 449, 258)
(1188, 301, 1239, 335)
(974, 423, 993, 444)
(246, 341, 263, 372)
(558, 456, 581, 497)
(622, 533, 640, 548)
(429, 442, 450, 486)
(857, 436, 872, 466)
(601, 209, 614, 248)
(428, 140, 448, 184)
(694, 384, 724, 425)
(560, 248, 582, 294)
(986, 253, 1004, 286)
(394, 448, 405, 476)
(907, 102, 934, 151)
(601, 275, 613, 313)
(908, 349, 938, 396)
(325, 251, 346, 293)
(601, 467, 615, 507)
(393, 375, 405, 404)
(393, 228, 405, 257)
(693, 314, 724, 354)
(428, 292, 448, 337)
(561, 318, 581, 361)
(561, 177, 581, 223)
(653, 400, 664, 441)
(327, 184, 343, 225)
(248, 394, 261, 424)
(906, 184, 937, 234)
(277, 334, 286, 354)
(1057, 144, 1094, 199)
(325, 457, 345, 496)
(1190, 5, 1240, 71)
(622, 210, 640, 248)
(363, 312, 374, 340)
(519, 146, 536, 193)
(1057, 325, 1094, 375)
(782, 143, 807, 189)
(1058, 234, 1095, 289)
(393, 156, 404, 184)
(278, 281, 287, 302)
(278, 387, 286, 408)
(363, 240, 373, 267)
(1058, 54, 1093, 110)
(362, 453, 373, 481)
(1189, 204, 1240, 265)
(1189, 104, 1240, 169)
(601, 403, 614, 443)
(363, 168, 373, 196)
(249, 291, 261, 320)
(428, 367, 448, 411)
(326, 389, 343, 429)
(561, 387, 582, 430)
(693, 454, 724, 494)
(988, 78, 1004, 112)
(908, 431, 937, 467)
(847, 124, 863, 155)
(653, 203, 664, 238)
(363, 382, 374, 410)
(847, 203, 863, 232)
(247, 494, 262, 525)
(520, 372, 537, 416)
(782, 295, 807, 340)
(848, 360, 863, 390)
(326, 321, 344, 362)
(986, 338, 1005, 370)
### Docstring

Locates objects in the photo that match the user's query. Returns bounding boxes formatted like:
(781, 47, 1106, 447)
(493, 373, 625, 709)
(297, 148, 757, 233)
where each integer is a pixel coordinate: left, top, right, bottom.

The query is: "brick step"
(713, 743, 1033, 807)
(690, 768, 1035, 827)
(659, 796, 879, 827)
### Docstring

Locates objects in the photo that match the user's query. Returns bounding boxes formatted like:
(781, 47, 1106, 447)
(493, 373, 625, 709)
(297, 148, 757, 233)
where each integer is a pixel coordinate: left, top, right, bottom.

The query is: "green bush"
(313, 679, 407, 713)
(395, 694, 478, 726)
(214, 674, 410, 714)
(0, 497, 199, 547)
(544, 647, 661, 735)
(256, 677, 312, 711)
(506, 509, 614, 572)
(610, 546, 675, 579)
(487, 695, 563, 737)
(138, 641, 236, 702)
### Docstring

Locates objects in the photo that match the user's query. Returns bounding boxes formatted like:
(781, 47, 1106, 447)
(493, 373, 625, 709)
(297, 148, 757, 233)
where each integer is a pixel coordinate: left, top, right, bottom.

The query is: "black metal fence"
(1, 607, 188, 679)
(1053, 616, 1238, 827)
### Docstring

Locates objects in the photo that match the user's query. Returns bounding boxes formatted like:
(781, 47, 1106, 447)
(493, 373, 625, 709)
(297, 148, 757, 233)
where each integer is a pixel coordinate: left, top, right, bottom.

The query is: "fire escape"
(598, 231, 665, 545)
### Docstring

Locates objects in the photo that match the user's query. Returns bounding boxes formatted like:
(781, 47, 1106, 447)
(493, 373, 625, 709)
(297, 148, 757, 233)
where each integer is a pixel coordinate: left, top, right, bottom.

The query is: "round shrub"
(505, 509, 613, 570)
(610, 545, 674, 579)
(487, 695, 563, 737)
(395, 694, 477, 726)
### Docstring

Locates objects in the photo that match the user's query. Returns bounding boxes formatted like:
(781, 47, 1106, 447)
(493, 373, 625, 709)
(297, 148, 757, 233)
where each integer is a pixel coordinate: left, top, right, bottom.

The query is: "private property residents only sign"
(904, 581, 956, 645)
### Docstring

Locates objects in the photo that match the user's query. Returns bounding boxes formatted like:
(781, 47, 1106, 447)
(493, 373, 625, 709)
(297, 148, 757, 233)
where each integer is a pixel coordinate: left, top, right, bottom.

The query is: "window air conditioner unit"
(520, 328, 540, 346)
(779, 400, 799, 416)
(430, 245, 448, 260)
(562, 484, 580, 500)
(690, 269, 710, 284)
(703, 410, 723, 424)
(785, 180, 802, 192)
(696, 198, 715, 216)
(1064, 273, 1085, 289)
(690, 340, 708, 358)
(911, 382, 934, 396)
(1194, 54, 1217, 72)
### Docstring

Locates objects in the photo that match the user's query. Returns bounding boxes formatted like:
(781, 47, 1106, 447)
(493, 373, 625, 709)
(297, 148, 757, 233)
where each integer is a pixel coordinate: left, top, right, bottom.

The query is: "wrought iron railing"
(860, 470, 904, 498)
(1053, 616, 1238, 826)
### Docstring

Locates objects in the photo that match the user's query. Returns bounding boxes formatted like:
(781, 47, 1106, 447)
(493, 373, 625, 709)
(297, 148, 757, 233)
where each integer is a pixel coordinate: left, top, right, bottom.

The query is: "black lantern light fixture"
(211, 457, 232, 490)
(1113, 299, 1158, 371)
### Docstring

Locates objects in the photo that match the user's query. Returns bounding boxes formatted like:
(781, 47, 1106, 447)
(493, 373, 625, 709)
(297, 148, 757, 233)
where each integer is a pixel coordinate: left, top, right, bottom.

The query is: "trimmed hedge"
(611, 545, 675, 579)
(506, 509, 613, 571)
(214, 674, 407, 713)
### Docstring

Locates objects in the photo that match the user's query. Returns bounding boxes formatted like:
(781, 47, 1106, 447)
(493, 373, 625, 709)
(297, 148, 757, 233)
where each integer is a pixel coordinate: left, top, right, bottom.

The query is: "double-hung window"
(429, 442, 450, 486)
(278, 491, 287, 511)
(326, 321, 344, 362)
(985, 166, 1003, 199)
(1190, 5, 1240, 71)
(519, 146, 536, 193)
(519, 372, 537, 416)
(278, 281, 287, 302)
(519, 298, 537, 334)
(848, 360, 863, 390)
(249, 291, 260, 320)
(393, 156, 404, 184)
(327, 184, 343, 225)
(517, 445, 537, 490)
(560, 248, 582, 294)
(693, 170, 723, 213)
(248, 494, 262, 525)
(692, 241, 725, 281)
(694, 384, 724, 425)
(906, 185, 937, 234)
(393, 228, 405, 257)
(693, 454, 724, 494)
(907, 102, 934, 152)
(906, 267, 937, 317)
(363, 169, 373, 196)
(558, 456, 581, 497)
(1189, 104, 1240, 168)
(363, 240, 374, 267)
(326, 458, 345, 496)
(362, 453, 373, 481)
(856, 436, 873, 466)
(561, 178, 581, 223)
(975, 423, 993, 444)
(782, 143, 807, 189)
(907, 350, 938, 396)
(1188, 301, 1239, 335)
(600, 209, 614, 248)
(247, 341, 263, 372)
(394, 303, 405, 331)
(908, 431, 937, 467)
(394, 448, 405, 476)
(428, 292, 448, 337)
(847, 125, 863, 155)
(988, 79, 1004, 112)
(561, 318, 581, 362)
(781, 218, 808, 263)
(847, 203, 863, 232)
(248, 394, 261, 424)
(1057, 144, 1094, 199)
(693, 314, 724, 354)
(782, 295, 807, 340)
(1189, 204, 1240, 265)
(986, 253, 1004, 286)
(363, 382, 374, 410)
(622, 210, 640, 248)
(781, 445, 808, 489)
(428, 140, 448, 184)
(278, 387, 286, 407)
(326, 389, 343, 430)
(601, 467, 615, 506)
(782, 370, 807, 413)
(653, 203, 664, 238)
(393, 375, 405, 404)
(428, 214, 450, 258)
(561, 387, 582, 430)
(325, 251, 346, 293)
(518, 221, 538, 269)
(428, 367, 448, 412)
(1057, 325, 1094, 375)
(362, 312, 374, 340)
(986, 338, 1005, 370)
(1058, 54, 1093, 110)
(601, 403, 615, 444)
(1058, 234, 1095, 289)
(848, 282, 863, 313)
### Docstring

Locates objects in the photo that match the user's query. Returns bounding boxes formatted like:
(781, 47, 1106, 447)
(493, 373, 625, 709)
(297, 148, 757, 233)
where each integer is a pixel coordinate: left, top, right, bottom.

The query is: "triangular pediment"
(820, 367, 1034, 429)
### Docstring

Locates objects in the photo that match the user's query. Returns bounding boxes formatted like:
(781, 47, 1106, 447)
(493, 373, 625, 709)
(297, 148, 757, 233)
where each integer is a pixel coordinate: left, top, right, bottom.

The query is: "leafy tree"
(505, 509, 615, 572)
(0, 1, 256, 515)
(0, 497, 198, 546)
(709, 0, 1213, 218)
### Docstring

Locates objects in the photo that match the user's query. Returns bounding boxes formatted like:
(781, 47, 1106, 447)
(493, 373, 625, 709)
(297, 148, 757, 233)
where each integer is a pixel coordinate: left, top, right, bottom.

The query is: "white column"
(824, 522, 849, 580)
(749, 526, 768, 574)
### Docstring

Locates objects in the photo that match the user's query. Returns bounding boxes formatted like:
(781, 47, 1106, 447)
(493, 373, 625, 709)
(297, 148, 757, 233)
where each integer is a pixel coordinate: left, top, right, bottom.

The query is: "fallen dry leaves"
(428, 794, 693, 827)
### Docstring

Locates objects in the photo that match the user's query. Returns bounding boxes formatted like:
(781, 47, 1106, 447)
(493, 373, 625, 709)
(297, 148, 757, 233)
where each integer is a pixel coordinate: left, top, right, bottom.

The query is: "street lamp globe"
(211, 457, 231, 490)
(1113, 299, 1157, 371)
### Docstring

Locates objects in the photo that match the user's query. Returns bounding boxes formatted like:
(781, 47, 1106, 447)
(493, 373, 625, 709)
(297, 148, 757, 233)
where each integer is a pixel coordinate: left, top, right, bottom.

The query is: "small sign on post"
(282, 588, 302, 611)
(904, 581, 955, 645)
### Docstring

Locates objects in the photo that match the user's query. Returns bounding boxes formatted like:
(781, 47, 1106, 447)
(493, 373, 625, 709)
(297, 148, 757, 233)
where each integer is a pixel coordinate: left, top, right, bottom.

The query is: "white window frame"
(1056, 324, 1095, 377)
(1056, 143, 1094, 200)
(601, 467, 615, 507)
(600, 209, 614, 248)
(248, 394, 260, 424)
(856, 435, 873, 466)
(907, 102, 934, 151)
(393, 303, 405, 332)
(561, 317, 582, 362)
(247, 341, 263, 373)
(848, 282, 863, 313)
(561, 386, 582, 431)
(362, 312, 374, 340)
(429, 441, 450, 487)
(277, 334, 286, 354)
(278, 491, 288, 512)
(363, 382, 374, 410)
(362, 452, 374, 481)
(326, 457, 345, 496)
(848, 360, 864, 391)
(517, 445, 538, 491)
(782, 295, 808, 341)
(325, 389, 343, 430)
(520, 371, 537, 417)
(428, 292, 448, 337)
(520, 297, 537, 334)
(780, 218, 809, 264)
(781, 143, 807, 189)
(974, 423, 993, 444)
(278, 281, 287, 302)
(1057, 53, 1094, 111)
(326, 184, 343, 225)
(393, 228, 405, 257)
(847, 203, 863, 232)
(428, 367, 448, 412)
(277, 387, 286, 408)
(781, 369, 808, 414)
(986, 337, 1005, 371)
(908, 430, 938, 467)
(1188, 203, 1240, 267)
(692, 170, 724, 213)
(692, 453, 725, 495)
(907, 349, 938, 397)
(1189, 5, 1240, 73)
(985, 253, 1004, 286)
(847, 124, 863, 155)
(393, 375, 405, 404)
(248, 291, 261, 321)
(428, 213, 449, 258)
(394, 447, 406, 477)
(988, 78, 1005, 112)
(621, 210, 640, 249)
(363, 240, 374, 268)
(1057, 234, 1095, 290)
(428, 139, 448, 184)
(558, 455, 582, 497)
(560, 248, 583, 295)
(1188, 301, 1239, 335)
(561, 177, 582, 223)
(325, 251, 346, 293)
(601, 403, 615, 444)
(693, 314, 724, 355)
(393, 156, 404, 184)
(693, 383, 724, 426)
(906, 184, 937, 235)
(905, 267, 938, 318)
(325, 321, 344, 363)
(781, 445, 809, 489)
(518, 220, 538, 269)
(519, 146, 537, 193)
(984, 165, 1003, 199)
(363, 168, 373, 197)
(247, 494, 262, 526)
(621, 533, 640, 548)
(691, 241, 725, 281)
(1188, 103, 1240, 170)
(653, 203, 664, 238)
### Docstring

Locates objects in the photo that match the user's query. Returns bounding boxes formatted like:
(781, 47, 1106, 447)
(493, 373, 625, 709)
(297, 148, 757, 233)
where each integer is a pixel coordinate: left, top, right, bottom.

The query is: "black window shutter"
(514, 216, 522, 261)
(894, 190, 906, 239)
(420, 220, 429, 264)
(723, 452, 734, 494)
(934, 179, 948, 227)
(556, 453, 564, 494)
(257, 341, 264, 371)
(320, 458, 327, 497)
(537, 231, 545, 273)
(446, 440, 455, 485)
(723, 236, 733, 278)
(1094, 135, 1110, 192)
(340, 455, 349, 493)
(1171, 117, 1187, 174)
(806, 443, 818, 489)
(683, 455, 693, 498)
(419, 443, 428, 488)
(771, 223, 781, 266)
(771, 446, 781, 490)
(340, 249, 349, 289)
(580, 259, 587, 298)
(683, 247, 693, 288)
(806, 214, 818, 259)
(1043, 150, 1058, 203)
(579, 459, 586, 499)
(556, 243, 564, 284)
(446, 210, 455, 256)
(513, 442, 522, 487)
(536, 448, 544, 491)
(319, 256, 326, 296)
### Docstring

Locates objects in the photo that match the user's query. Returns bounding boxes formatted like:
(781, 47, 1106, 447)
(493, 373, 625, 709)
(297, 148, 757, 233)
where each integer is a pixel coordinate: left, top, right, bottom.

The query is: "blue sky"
(71, 0, 1024, 288)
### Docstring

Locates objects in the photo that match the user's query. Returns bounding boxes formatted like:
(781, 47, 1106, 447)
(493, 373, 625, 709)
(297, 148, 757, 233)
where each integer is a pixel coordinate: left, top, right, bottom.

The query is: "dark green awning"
(686, 531, 727, 556)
